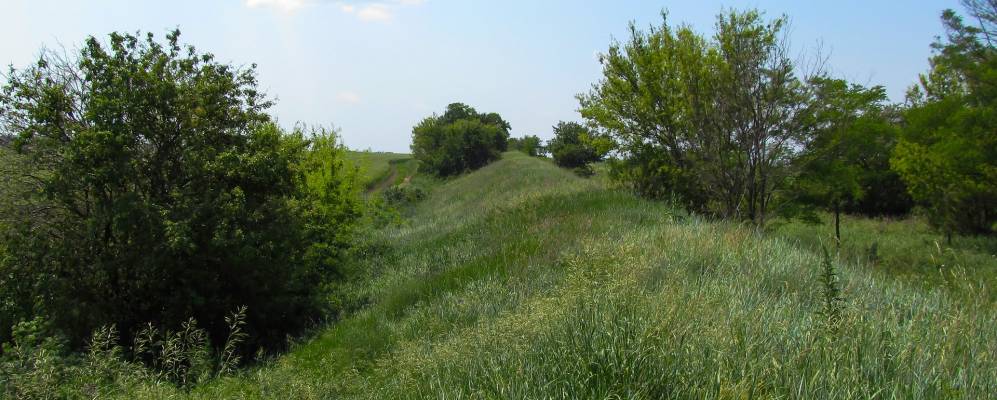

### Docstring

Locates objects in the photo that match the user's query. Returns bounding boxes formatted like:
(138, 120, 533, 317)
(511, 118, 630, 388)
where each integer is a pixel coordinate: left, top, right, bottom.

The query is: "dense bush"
(411, 103, 511, 176)
(507, 134, 542, 156)
(0, 30, 361, 354)
(382, 184, 426, 207)
(546, 121, 606, 174)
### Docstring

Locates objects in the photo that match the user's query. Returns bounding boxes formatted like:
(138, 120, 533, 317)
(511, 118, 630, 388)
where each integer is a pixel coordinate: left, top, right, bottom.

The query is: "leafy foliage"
(893, 1, 997, 235)
(579, 10, 816, 224)
(0, 30, 361, 353)
(507, 134, 542, 157)
(410, 103, 511, 176)
(790, 78, 912, 242)
(546, 121, 607, 174)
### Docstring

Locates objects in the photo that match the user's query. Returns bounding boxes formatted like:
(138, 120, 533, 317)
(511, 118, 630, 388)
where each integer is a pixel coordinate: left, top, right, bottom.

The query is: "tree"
(578, 10, 816, 225)
(892, 1, 997, 237)
(793, 78, 910, 245)
(546, 122, 606, 174)
(0, 30, 361, 351)
(508, 134, 542, 156)
(411, 103, 511, 176)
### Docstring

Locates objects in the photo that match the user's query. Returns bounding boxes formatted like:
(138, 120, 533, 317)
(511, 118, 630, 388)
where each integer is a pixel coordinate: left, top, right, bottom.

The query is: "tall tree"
(794, 78, 908, 245)
(579, 9, 816, 224)
(893, 0, 997, 238)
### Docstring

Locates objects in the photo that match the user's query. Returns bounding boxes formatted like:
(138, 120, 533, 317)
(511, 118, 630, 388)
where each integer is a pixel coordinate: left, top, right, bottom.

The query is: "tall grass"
(177, 152, 997, 399)
(771, 214, 997, 302)
(23, 151, 992, 398)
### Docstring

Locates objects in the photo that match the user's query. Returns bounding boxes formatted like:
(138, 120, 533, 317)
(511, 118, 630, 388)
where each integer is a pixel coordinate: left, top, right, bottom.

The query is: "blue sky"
(2, 0, 955, 152)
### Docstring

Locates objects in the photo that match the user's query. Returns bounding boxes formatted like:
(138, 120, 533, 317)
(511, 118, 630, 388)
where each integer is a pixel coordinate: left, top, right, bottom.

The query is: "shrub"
(411, 103, 511, 176)
(0, 30, 360, 353)
(382, 184, 426, 207)
(508, 135, 542, 156)
(547, 121, 605, 172)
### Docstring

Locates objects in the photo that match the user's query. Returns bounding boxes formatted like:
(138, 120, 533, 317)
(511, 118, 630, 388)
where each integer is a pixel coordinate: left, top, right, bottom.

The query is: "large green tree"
(579, 10, 815, 225)
(0, 30, 360, 350)
(893, 0, 997, 237)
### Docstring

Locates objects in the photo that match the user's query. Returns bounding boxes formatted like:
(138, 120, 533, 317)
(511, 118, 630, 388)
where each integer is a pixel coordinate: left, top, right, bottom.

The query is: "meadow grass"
(344, 151, 418, 191)
(770, 214, 997, 302)
(111, 152, 995, 399)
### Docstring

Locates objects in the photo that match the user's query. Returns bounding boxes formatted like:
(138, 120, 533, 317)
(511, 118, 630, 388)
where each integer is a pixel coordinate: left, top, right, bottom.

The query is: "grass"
(344, 151, 419, 192)
(770, 214, 997, 302)
(99, 152, 996, 398)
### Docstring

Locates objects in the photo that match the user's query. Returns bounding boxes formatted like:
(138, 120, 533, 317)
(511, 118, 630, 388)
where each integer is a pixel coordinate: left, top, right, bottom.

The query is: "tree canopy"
(0, 30, 361, 351)
(411, 103, 511, 176)
(893, 0, 997, 236)
(579, 10, 815, 224)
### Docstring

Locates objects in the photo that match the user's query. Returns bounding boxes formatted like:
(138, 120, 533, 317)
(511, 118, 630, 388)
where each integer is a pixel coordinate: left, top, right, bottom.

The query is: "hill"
(132, 152, 994, 399)
(344, 151, 419, 193)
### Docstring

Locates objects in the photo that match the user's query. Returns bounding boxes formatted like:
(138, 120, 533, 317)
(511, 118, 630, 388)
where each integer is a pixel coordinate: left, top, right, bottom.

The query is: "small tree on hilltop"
(411, 103, 511, 176)
(547, 121, 608, 175)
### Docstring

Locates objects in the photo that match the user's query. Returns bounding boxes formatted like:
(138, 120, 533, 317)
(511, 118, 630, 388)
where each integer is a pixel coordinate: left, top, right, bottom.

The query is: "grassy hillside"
(344, 151, 419, 192)
(123, 152, 993, 399)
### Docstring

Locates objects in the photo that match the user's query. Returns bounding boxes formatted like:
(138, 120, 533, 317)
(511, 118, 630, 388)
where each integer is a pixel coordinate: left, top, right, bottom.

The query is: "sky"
(2, 0, 956, 152)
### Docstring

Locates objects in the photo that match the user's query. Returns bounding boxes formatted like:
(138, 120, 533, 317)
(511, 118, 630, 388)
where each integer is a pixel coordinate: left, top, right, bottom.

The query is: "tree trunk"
(834, 202, 841, 249)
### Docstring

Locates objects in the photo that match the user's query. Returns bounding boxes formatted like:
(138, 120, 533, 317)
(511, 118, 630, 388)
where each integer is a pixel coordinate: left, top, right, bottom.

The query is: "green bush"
(547, 121, 604, 172)
(411, 103, 510, 176)
(382, 184, 426, 207)
(0, 30, 361, 354)
(507, 134, 542, 156)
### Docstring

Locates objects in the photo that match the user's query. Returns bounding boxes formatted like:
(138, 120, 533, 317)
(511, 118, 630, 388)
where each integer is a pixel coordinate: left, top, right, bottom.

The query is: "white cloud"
(336, 91, 362, 104)
(246, 0, 423, 21)
(334, 0, 423, 23)
(357, 4, 393, 22)
(245, 0, 307, 13)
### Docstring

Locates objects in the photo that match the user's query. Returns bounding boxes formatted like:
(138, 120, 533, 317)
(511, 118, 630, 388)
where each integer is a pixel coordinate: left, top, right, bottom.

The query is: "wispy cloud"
(336, 91, 362, 104)
(244, 0, 307, 13)
(244, 0, 424, 21)
(337, 0, 423, 23)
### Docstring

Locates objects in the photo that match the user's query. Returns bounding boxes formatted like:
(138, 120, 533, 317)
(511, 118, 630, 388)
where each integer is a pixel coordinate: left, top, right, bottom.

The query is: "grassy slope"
(134, 152, 993, 399)
(344, 151, 419, 191)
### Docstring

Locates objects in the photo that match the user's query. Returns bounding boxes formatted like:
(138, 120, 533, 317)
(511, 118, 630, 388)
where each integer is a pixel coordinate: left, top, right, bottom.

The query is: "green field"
(95, 151, 992, 399)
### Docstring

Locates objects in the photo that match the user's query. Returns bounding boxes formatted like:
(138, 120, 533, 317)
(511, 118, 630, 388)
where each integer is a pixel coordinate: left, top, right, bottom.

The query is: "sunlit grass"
(343, 151, 417, 190)
(115, 151, 997, 399)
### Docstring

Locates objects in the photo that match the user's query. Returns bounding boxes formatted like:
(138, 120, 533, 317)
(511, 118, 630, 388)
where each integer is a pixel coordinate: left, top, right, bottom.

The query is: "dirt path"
(368, 165, 400, 194)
